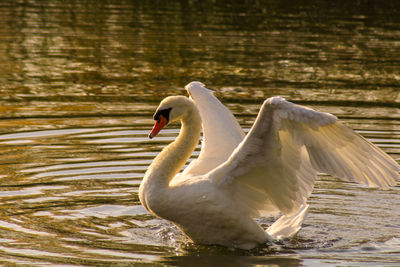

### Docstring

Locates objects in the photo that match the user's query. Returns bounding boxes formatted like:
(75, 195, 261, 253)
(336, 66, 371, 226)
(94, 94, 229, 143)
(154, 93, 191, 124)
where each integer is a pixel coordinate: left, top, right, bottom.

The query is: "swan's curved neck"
(140, 105, 201, 210)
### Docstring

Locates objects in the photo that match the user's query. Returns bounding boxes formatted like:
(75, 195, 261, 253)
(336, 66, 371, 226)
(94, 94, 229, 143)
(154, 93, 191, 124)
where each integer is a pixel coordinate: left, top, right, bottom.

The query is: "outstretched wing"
(209, 97, 400, 217)
(182, 82, 245, 176)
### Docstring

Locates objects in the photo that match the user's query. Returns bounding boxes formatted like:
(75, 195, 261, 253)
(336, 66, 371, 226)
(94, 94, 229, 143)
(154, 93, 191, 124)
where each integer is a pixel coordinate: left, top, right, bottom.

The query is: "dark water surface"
(0, 1, 399, 266)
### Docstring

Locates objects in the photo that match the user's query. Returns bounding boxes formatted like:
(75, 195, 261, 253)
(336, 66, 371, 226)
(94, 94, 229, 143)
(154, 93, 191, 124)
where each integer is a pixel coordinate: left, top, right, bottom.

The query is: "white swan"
(139, 81, 399, 249)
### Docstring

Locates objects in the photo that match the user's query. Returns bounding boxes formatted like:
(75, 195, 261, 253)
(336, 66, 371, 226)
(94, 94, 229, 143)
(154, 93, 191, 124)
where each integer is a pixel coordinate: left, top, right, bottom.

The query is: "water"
(0, 0, 399, 265)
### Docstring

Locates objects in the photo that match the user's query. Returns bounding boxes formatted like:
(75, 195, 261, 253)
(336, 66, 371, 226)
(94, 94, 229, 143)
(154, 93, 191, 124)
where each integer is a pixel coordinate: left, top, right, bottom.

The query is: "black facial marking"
(153, 108, 172, 123)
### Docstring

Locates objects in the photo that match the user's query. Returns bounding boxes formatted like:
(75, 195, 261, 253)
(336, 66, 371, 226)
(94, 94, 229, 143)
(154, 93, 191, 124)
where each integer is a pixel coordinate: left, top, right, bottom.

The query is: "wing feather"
(209, 97, 399, 217)
(182, 82, 245, 176)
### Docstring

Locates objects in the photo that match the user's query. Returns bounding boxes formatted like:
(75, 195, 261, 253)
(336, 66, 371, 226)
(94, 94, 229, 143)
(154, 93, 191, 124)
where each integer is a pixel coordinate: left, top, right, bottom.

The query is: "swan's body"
(139, 82, 399, 249)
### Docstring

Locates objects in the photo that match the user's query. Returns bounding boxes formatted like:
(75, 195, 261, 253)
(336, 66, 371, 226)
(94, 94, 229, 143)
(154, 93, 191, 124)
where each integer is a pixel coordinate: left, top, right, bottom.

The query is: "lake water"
(0, 0, 399, 266)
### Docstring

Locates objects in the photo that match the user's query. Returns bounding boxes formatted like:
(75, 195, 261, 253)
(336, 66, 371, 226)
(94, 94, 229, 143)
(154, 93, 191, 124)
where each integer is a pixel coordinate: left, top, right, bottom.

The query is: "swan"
(139, 81, 399, 250)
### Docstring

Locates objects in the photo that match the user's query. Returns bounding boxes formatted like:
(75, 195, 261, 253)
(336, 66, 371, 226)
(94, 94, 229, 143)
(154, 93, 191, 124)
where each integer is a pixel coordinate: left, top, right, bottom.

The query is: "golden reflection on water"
(0, 0, 399, 265)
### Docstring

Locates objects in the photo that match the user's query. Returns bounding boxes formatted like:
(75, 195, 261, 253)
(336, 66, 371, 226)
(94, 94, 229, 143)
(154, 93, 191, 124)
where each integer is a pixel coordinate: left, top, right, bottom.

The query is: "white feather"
(140, 82, 400, 249)
(182, 81, 244, 176)
(208, 96, 399, 218)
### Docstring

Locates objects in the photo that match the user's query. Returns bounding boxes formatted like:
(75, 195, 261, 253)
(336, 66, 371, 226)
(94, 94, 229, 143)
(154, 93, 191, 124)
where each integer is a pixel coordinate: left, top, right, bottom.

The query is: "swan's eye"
(153, 107, 172, 123)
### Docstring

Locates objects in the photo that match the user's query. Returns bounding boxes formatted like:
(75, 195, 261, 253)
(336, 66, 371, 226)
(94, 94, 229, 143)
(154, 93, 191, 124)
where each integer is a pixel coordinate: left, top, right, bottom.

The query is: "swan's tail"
(266, 204, 309, 240)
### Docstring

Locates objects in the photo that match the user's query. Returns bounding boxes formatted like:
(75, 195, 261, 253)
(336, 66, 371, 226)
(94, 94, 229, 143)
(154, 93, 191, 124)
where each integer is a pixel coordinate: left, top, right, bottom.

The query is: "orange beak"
(149, 115, 168, 139)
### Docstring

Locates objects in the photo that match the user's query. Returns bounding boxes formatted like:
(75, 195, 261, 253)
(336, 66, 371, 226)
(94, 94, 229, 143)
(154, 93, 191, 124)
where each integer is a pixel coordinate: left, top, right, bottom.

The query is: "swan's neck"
(140, 107, 201, 211)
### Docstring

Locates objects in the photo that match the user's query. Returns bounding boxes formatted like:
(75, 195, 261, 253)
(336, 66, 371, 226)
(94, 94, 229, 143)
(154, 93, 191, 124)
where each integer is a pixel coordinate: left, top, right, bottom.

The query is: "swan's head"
(149, 96, 194, 139)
